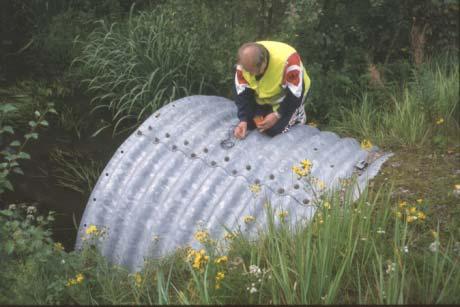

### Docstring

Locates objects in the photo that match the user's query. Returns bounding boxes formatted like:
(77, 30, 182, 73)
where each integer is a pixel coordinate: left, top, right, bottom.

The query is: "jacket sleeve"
(234, 65, 256, 122)
(278, 53, 304, 119)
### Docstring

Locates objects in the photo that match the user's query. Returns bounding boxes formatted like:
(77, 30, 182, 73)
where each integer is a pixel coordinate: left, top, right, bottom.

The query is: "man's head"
(237, 42, 268, 76)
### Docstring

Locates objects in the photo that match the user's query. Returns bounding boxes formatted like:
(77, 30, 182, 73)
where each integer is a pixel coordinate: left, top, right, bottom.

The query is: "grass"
(73, 7, 206, 136)
(1, 169, 459, 304)
(329, 55, 459, 148)
(49, 148, 103, 195)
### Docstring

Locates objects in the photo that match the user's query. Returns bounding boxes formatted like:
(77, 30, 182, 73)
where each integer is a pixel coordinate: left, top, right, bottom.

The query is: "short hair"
(237, 42, 268, 69)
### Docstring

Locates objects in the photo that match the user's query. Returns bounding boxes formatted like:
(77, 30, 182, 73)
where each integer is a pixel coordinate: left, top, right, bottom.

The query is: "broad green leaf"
(2, 126, 14, 134)
(39, 120, 49, 127)
(25, 133, 38, 140)
(5, 242, 14, 255)
(34, 111, 41, 117)
(9, 140, 20, 147)
(12, 167, 24, 175)
(0, 103, 17, 113)
(28, 121, 37, 128)
(3, 180, 14, 191)
(17, 152, 31, 160)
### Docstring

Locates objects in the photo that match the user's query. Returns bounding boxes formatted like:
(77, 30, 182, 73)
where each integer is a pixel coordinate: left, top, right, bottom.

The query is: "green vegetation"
(0, 0, 458, 305)
(73, 7, 206, 136)
(1, 181, 459, 304)
(329, 55, 459, 148)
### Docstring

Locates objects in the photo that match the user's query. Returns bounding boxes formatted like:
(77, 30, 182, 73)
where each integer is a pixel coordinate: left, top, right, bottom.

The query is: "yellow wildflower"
(249, 183, 261, 194)
(75, 273, 84, 283)
(134, 272, 142, 287)
(416, 198, 423, 204)
(417, 211, 426, 220)
(407, 215, 418, 223)
(85, 224, 98, 236)
(319, 219, 324, 224)
(455, 184, 460, 190)
(277, 210, 289, 219)
(188, 248, 209, 271)
(323, 201, 331, 210)
(194, 230, 210, 244)
(216, 271, 225, 281)
(409, 207, 417, 214)
(292, 166, 307, 177)
(215, 271, 225, 289)
(215, 256, 228, 265)
(300, 159, 313, 171)
(54, 242, 64, 252)
(243, 215, 256, 224)
(431, 230, 438, 239)
(398, 201, 407, 209)
(224, 232, 235, 240)
(66, 273, 84, 287)
(360, 139, 373, 150)
(395, 211, 402, 219)
(436, 118, 444, 125)
(307, 121, 318, 127)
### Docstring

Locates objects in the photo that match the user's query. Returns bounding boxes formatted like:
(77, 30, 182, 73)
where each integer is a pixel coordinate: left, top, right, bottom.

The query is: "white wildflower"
(249, 265, 262, 277)
(429, 241, 440, 253)
(249, 287, 258, 294)
(26, 206, 37, 214)
(385, 262, 396, 274)
(403, 245, 409, 253)
(8, 204, 16, 210)
(376, 228, 386, 234)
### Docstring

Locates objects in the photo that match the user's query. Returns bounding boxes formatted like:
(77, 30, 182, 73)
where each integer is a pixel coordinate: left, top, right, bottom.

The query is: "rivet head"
(224, 156, 230, 162)
(314, 148, 318, 151)
(93, 198, 96, 201)
(184, 140, 189, 146)
(269, 174, 275, 180)
(246, 165, 251, 171)
(294, 184, 300, 189)
(211, 161, 216, 166)
(121, 150, 124, 153)
(278, 188, 285, 194)
(105, 173, 109, 176)
(154, 137, 159, 143)
(330, 164, 334, 168)
(165, 133, 170, 138)
(148, 126, 152, 130)
(203, 148, 208, 153)
(303, 199, 310, 204)
(137, 130, 142, 136)
(191, 153, 196, 158)
(232, 170, 237, 175)
(171, 145, 177, 151)
(155, 113, 160, 118)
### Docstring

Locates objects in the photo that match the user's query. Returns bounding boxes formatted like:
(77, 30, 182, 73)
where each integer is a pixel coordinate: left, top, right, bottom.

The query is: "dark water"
(2, 118, 128, 251)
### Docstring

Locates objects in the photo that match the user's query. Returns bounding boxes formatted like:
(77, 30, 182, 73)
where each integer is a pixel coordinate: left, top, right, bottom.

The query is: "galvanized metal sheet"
(75, 95, 392, 271)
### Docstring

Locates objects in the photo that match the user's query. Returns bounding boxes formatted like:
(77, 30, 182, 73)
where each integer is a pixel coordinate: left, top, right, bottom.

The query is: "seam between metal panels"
(141, 133, 309, 207)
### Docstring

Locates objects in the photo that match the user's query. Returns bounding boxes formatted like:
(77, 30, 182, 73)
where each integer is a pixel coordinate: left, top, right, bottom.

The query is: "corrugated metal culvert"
(75, 96, 392, 271)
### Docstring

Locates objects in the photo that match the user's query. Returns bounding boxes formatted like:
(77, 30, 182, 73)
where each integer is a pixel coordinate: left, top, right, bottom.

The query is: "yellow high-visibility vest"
(242, 41, 311, 110)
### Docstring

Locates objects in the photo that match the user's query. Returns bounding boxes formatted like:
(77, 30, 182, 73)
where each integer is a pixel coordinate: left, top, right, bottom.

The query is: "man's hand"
(234, 121, 248, 139)
(258, 112, 279, 132)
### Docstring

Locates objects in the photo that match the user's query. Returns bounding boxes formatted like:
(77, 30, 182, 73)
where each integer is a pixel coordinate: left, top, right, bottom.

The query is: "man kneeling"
(233, 41, 311, 138)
